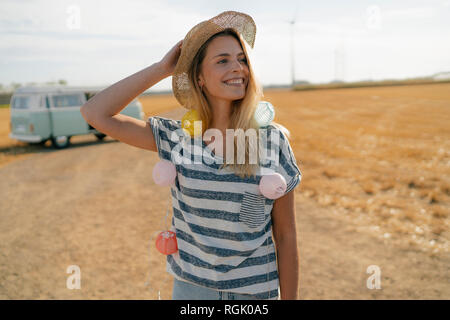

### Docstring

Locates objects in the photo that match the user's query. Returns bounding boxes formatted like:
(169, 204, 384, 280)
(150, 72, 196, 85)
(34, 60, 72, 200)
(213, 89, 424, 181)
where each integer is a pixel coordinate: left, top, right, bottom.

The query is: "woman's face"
(198, 35, 249, 103)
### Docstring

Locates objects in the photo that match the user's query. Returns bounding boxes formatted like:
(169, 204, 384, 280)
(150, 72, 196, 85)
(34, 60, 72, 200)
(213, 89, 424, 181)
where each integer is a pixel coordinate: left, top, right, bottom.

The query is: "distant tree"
(329, 79, 345, 84)
(11, 82, 21, 89)
(359, 79, 374, 82)
(58, 79, 68, 85)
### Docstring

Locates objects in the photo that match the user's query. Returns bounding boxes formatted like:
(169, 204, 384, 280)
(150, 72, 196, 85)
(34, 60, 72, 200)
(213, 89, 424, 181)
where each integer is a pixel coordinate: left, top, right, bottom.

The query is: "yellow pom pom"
(181, 109, 204, 137)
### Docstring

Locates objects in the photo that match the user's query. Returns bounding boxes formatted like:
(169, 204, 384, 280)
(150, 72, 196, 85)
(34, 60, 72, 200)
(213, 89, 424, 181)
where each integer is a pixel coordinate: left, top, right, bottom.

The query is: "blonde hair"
(185, 29, 290, 178)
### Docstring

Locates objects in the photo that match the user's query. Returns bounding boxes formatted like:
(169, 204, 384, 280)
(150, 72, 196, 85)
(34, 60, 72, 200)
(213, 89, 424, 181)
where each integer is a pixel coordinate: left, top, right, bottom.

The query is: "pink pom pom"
(152, 160, 176, 186)
(155, 231, 178, 255)
(259, 173, 287, 199)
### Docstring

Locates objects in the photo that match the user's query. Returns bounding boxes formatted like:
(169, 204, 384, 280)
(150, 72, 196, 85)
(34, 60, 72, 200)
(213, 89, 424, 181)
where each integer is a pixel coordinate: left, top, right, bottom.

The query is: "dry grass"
(262, 83, 450, 256)
(1, 83, 449, 257)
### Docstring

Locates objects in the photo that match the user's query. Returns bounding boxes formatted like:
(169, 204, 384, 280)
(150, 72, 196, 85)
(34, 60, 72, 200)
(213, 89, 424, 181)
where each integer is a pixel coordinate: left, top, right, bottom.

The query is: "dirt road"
(0, 108, 448, 299)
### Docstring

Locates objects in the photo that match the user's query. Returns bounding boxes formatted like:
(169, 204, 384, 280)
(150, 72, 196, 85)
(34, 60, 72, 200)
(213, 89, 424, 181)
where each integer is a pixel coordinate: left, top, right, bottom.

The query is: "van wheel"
(95, 133, 107, 140)
(51, 135, 71, 149)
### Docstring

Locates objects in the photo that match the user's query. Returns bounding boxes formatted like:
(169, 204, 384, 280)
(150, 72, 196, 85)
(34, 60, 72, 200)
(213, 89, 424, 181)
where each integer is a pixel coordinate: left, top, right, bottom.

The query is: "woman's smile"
(223, 78, 245, 88)
(223, 78, 245, 87)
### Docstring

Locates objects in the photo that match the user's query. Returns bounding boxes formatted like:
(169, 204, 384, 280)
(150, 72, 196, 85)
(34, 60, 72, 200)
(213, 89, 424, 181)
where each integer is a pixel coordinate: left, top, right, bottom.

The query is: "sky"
(1, 0, 450, 92)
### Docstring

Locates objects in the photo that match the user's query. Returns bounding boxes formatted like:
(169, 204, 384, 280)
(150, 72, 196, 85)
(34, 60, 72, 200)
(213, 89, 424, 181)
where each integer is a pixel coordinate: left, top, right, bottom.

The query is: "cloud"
(0, 0, 203, 44)
(383, 7, 437, 20)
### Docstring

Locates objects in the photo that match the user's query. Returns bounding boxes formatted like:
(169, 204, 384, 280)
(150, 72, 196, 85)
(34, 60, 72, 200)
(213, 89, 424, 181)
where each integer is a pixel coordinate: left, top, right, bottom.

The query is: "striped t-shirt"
(148, 115, 302, 299)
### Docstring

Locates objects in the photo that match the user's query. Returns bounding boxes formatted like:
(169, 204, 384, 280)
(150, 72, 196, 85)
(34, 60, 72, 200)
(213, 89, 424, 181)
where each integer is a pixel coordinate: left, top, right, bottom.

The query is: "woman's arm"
(271, 189, 299, 300)
(80, 40, 183, 151)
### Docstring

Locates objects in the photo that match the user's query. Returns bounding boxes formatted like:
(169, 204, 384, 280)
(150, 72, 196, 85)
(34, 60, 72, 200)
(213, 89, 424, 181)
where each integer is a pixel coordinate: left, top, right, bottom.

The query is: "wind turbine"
(334, 32, 347, 82)
(288, 5, 299, 88)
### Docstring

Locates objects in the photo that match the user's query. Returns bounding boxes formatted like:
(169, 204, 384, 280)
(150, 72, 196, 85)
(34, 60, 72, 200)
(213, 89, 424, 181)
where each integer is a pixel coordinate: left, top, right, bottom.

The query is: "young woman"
(81, 11, 301, 300)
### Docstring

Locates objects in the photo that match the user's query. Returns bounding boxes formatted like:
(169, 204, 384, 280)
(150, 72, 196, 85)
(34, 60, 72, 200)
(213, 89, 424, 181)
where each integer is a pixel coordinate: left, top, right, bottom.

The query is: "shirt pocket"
(238, 191, 267, 229)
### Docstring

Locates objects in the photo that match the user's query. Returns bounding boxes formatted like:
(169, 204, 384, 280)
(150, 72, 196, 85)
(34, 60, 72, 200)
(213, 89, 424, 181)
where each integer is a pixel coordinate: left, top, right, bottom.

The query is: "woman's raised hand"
(159, 40, 183, 77)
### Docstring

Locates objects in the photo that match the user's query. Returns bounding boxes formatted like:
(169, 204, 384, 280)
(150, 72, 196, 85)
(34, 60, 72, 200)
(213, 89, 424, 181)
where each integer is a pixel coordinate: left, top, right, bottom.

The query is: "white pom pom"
(254, 101, 275, 127)
(152, 160, 177, 186)
(259, 172, 287, 199)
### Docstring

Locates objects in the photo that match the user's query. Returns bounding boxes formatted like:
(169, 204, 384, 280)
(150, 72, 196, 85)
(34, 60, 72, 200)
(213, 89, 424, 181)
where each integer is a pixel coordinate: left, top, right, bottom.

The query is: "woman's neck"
(210, 100, 233, 133)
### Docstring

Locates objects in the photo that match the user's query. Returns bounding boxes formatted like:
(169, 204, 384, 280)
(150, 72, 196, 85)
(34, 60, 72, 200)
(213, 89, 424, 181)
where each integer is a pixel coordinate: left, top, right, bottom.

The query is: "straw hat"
(172, 10, 257, 109)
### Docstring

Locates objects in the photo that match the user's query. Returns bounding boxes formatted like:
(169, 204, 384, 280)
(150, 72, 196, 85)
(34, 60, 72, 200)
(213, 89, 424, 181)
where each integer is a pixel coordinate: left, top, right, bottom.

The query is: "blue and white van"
(9, 85, 144, 148)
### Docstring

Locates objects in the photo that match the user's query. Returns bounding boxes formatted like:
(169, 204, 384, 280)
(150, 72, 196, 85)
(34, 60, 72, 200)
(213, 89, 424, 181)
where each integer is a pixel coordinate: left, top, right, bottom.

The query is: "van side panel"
(119, 100, 144, 120)
(50, 107, 89, 136)
(49, 94, 89, 136)
(30, 110, 52, 140)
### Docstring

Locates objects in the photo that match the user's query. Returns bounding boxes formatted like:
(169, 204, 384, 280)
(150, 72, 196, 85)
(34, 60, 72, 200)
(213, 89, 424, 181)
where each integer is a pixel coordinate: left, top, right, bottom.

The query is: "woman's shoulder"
(259, 122, 291, 144)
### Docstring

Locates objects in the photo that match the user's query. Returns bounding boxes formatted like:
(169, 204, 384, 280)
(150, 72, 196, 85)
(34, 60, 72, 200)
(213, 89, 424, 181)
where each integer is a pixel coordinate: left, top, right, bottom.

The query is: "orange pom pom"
(155, 231, 178, 255)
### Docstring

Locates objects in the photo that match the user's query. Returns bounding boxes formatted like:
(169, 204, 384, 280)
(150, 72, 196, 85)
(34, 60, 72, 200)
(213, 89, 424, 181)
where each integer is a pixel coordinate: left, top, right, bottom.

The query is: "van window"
(11, 95, 40, 109)
(52, 94, 84, 108)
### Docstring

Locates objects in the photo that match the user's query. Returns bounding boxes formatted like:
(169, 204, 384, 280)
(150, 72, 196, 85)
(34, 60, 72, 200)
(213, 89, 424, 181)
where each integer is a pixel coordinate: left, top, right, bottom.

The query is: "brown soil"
(0, 84, 448, 299)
